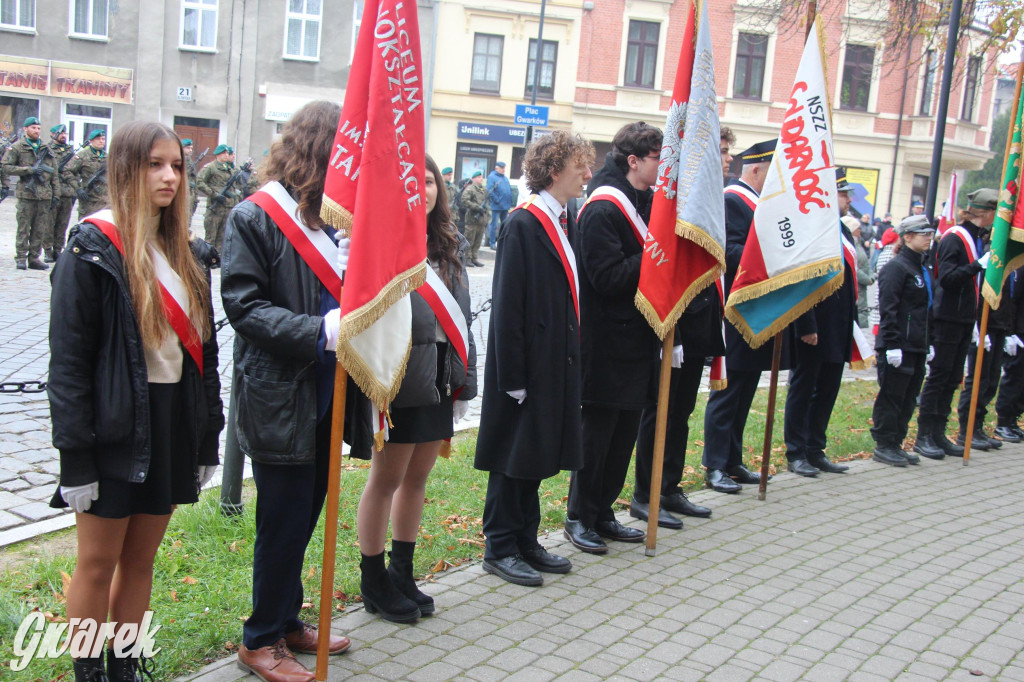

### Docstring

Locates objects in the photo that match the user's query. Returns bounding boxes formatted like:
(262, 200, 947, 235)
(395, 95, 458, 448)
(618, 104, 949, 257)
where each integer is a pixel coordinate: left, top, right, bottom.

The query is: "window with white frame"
(350, 0, 363, 64)
(1, 0, 35, 30)
(71, 0, 107, 38)
(180, 0, 217, 51)
(285, 0, 321, 60)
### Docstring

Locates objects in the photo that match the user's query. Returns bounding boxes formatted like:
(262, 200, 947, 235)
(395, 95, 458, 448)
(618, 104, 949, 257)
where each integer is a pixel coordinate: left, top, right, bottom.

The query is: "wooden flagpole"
(645, 331, 676, 556)
(757, 332, 783, 501)
(316, 366, 349, 679)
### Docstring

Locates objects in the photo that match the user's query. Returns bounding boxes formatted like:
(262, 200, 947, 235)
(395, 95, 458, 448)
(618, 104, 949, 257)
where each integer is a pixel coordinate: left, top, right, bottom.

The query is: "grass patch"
(0, 377, 990, 680)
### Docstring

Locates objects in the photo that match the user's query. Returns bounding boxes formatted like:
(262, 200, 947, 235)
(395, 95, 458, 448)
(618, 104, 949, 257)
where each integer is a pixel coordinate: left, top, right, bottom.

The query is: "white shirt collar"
(536, 189, 567, 226)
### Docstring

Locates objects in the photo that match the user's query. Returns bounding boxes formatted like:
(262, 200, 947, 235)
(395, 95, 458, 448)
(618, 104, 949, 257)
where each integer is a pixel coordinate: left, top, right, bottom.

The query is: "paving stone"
(9, 501, 61, 521)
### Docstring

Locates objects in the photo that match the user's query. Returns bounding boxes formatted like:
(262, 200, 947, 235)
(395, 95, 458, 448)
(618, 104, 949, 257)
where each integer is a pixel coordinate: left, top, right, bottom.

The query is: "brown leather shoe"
(237, 639, 314, 682)
(284, 621, 351, 655)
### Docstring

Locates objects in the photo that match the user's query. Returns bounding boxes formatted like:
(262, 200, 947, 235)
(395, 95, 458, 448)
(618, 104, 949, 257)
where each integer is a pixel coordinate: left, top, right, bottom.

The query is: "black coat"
(933, 222, 984, 324)
(48, 223, 224, 487)
(875, 244, 931, 353)
(723, 180, 791, 371)
(793, 225, 858, 364)
(677, 284, 726, 359)
(221, 198, 372, 465)
(577, 157, 658, 408)
(474, 203, 583, 479)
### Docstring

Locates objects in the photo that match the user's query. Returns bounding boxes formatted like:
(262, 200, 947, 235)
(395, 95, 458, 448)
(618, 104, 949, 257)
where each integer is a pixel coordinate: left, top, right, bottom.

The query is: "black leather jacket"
(48, 223, 224, 487)
(221, 198, 371, 464)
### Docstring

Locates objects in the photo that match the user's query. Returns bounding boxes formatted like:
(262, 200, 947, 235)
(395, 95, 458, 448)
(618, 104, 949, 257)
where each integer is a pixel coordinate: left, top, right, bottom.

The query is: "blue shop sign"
(457, 122, 527, 144)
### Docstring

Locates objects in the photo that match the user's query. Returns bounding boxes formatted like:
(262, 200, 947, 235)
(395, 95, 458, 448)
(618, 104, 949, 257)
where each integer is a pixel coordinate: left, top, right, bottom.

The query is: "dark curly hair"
(522, 131, 595, 194)
(425, 154, 462, 290)
(610, 122, 663, 175)
(259, 100, 341, 229)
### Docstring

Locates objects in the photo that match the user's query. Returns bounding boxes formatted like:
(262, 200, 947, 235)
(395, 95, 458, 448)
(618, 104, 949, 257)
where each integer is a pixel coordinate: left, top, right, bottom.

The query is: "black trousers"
(244, 412, 331, 650)
(918, 320, 973, 430)
(996, 348, 1024, 425)
(702, 368, 761, 471)
(482, 473, 542, 560)
(634, 358, 704, 502)
(957, 332, 1006, 431)
(567, 405, 643, 527)
(871, 352, 927, 448)
(783, 359, 845, 460)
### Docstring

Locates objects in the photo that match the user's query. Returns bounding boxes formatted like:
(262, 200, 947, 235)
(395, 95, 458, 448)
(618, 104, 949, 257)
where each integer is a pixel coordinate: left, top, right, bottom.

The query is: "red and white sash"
(724, 184, 759, 212)
(710, 276, 727, 390)
(841, 233, 859, 302)
(416, 266, 469, 399)
(578, 186, 649, 246)
(521, 197, 580, 322)
(84, 209, 204, 375)
(850, 321, 874, 370)
(940, 225, 981, 300)
(249, 181, 345, 303)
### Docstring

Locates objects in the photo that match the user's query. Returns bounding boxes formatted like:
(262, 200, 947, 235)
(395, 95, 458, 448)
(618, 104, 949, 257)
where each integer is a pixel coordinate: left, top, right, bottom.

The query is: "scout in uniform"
(1, 116, 58, 270)
(66, 129, 108, 221)
(47, 123, 78, 262)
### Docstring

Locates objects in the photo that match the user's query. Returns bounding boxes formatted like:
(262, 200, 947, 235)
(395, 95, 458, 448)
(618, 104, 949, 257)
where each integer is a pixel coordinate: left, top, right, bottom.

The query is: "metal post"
(924, 0, 964, 219)
(525, 0, 547, 146)
(219, 380, 245, 516)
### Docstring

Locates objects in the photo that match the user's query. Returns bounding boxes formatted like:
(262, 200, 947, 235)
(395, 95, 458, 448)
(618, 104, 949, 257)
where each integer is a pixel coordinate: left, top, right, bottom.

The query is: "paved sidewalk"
(185, 448, 1024, 682)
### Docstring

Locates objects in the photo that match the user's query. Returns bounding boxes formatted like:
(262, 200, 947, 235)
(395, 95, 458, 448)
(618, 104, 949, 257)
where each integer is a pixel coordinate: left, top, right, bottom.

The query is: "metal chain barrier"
(0, 381, 47, 394)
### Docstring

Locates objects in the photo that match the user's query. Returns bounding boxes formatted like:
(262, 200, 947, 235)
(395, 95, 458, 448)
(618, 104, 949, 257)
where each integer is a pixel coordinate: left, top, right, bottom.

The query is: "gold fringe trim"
(1010, 225, 1024, 244)
(982, 251, 1024, 310)
(321, 195, 354, 238)
(338, 331, 413, 415)
(849, 358, 874, 371)
(709, 378, 728, 391)
(635, 262, 725, 341)
(724, 259, 843, 349)
(341, 262, 427, 342)
(438, 441, 452, 459)
(674, 219, 726, 265)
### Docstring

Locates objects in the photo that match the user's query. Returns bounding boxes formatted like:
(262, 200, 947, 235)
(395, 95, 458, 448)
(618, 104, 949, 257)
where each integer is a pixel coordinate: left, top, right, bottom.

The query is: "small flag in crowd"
(321, 0, 428, 411)
(724, 16, 842, 349)
(937, 172, 958, 235)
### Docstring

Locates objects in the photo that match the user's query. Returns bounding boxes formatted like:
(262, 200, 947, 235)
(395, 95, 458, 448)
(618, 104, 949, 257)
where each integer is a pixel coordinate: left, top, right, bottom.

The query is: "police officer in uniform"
(871, 215, 934, 466)
(701, 140, 780, 493)
(2, 116, 57, 270)
(198, 145, 256, 253)
(782, 168, 858, 477)
(915, 188, 998, 459)
(66, 129, 108, 221)
(460, 170, 488, 267)
(182, 138, 200, 220)
(46, 124, 77, 262)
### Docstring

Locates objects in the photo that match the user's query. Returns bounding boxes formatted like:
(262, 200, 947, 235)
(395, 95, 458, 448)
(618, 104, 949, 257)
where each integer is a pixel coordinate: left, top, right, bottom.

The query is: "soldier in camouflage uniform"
(46, 124, 77, 262)
(460, 170, 488, 267)
(1, 117, 57, 270)
(197, 144, 255, 253)
(182, 138, 200, 219)
(442, 166, 458, 215)
(65, 129, 108, 221)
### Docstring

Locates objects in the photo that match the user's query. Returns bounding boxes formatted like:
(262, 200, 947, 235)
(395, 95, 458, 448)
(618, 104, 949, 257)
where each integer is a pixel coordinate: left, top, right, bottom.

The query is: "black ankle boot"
(388, 540, 435, 615)
(73, 656, 109, 681)
(360, 551, 420, 623)
(106, 647, 155, 681)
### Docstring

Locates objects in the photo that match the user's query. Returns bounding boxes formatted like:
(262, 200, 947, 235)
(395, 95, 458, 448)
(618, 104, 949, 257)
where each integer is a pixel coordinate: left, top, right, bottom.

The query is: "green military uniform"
(460, 179, 489, 263)
(197, 157, 255, 252)
(187, 160, 200, 219)
(47, 133, 78, 260)
(2, 126, 58, 267)
(66, 144, 108, 220)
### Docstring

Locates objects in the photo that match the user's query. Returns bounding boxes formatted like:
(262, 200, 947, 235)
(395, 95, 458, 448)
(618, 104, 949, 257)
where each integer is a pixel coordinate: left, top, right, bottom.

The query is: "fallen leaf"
(44, 612, 66, 623)
(458, 538, 485, 547)
(336, 604, 345, 611)
(224, 641, 238, 651)
(180, 576, 199, 585)
(969, 671, 984, 677)
(333, 590, 346, 600)
(307, 567, 316, 579)
(170, 590, 179, 602)
(431, 559, 453, 573)
(229, 540, 244, 553)
(61, 571, 72, 598)
(301, 602, 313, 609)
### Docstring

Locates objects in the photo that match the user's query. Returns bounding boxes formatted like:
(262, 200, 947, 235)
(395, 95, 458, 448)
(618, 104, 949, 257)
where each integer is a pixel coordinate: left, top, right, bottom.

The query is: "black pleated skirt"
(387, 343, 455, 444)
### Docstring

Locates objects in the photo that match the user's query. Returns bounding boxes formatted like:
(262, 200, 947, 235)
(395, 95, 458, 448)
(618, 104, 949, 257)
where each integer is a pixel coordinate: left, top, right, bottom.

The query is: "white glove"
(671, 345, 684, 368)
(335, 235, 351, 276)
(984, 335, 992, 352)
(927, 346, 935, 362)
(1016, 336, 1024, 349)
(507, 389, 526, 404)
(885, 349, 903, 368)
(198, 465, 218, 488)
(973, 325, 980, 346)
(323, 308, 340, 352)
(978, 252, 991, 269)
(453, 400, 470, 424)
(1005, 337, 1019, 356)
(61, 482, 99, 514)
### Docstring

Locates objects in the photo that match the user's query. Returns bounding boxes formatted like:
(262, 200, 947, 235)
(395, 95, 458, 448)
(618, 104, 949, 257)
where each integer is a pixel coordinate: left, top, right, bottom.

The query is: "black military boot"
(913, 422, 945, 460)
(73, 655, 109, 681)
(15, 258, 27, 270)
(935, 423, 965, 456)
(27, 258, 49, 271)
(360, 551, 420, 623)
(387, 540, 435, 615)
(44, 249, 56, 263)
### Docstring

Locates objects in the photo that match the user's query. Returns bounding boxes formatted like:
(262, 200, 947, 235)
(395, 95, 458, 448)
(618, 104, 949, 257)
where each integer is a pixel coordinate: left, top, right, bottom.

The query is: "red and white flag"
(635, 0, 726, 385)
(937, 172, 958, 235)
(321, 0, 427, 412)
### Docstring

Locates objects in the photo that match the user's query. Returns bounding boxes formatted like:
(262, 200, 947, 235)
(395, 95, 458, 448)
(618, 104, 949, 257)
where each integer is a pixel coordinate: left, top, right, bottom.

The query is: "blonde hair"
(107, 121, 211, 349)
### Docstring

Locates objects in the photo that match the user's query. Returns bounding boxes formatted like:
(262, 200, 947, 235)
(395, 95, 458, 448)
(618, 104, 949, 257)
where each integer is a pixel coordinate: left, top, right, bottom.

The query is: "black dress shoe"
(563, 519, 608, 554)
(522, 546, 572, 574)
(727, 464, 769, 484)
(873, 446, 908, 467)
(786, 458, 820, 477)
(900, 449, 921, 465)
(807, 453, 849, 473)
(660, 491, 711, 518)
(595, 519, 645, 542)
(705, 469, 741, 493)
(955, 431, 993, 451)
(937, 431, 965, 456)
(913, 433, 945, 459)
(995, 425, 1023, 443)
(482, 555, 543, 586)
(630, 496, 683, 528)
